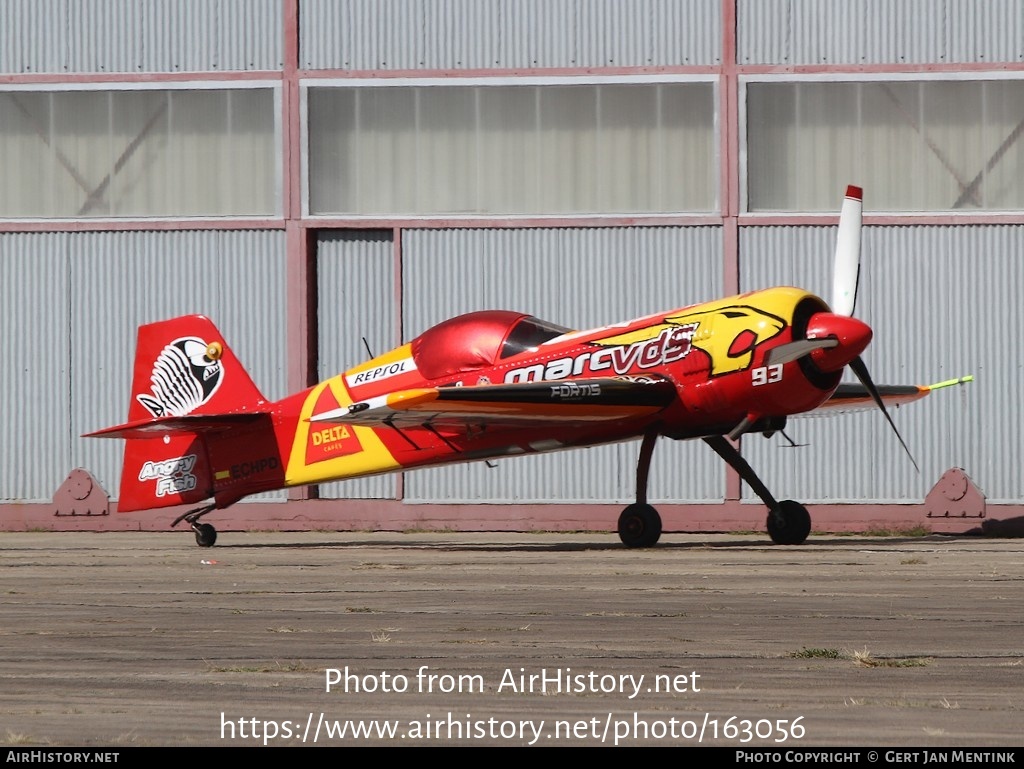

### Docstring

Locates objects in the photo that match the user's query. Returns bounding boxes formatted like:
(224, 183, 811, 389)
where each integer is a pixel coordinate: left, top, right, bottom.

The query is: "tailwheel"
(192, 522, 218, 548)
(173, 503, 218, 547)
(618, 503, 662, 548)
(766, 500, 811, 545)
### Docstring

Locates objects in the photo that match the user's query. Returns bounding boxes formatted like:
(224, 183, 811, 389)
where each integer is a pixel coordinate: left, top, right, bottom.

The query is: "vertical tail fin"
(86, 315, 272, 512)
(127, 315, 267, 421)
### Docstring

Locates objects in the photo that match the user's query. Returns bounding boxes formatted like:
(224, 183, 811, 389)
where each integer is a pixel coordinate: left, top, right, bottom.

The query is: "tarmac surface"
(1, 531, 1022, 748)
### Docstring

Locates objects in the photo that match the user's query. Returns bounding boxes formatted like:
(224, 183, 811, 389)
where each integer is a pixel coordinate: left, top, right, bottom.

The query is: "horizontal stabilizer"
(84, 412, 267, 440)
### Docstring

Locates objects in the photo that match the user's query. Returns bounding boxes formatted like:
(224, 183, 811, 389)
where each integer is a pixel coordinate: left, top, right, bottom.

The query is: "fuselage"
(205, 286, 860, 505)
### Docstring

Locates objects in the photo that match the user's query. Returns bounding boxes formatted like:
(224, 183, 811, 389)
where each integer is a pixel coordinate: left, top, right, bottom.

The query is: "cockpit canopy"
(411, 310, 572, 381)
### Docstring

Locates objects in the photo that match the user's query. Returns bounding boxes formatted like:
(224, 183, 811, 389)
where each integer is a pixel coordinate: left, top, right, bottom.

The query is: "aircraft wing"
(311, 377, 677, 429)
(812, 376, 972, 415)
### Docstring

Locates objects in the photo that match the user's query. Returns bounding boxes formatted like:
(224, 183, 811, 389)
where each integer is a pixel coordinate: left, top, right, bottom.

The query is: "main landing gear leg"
(702, 436, 811, 545)
(618, 430, 662, 548)
(171, 504, 219, 548)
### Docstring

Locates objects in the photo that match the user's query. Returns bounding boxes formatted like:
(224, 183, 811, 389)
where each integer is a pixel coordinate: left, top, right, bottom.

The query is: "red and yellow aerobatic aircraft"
(88, 186, 968, 548)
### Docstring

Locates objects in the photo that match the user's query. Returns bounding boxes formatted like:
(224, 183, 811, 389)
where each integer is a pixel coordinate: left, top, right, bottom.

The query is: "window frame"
(739, 71, 1024, 215)
(301, 74, 720, 222)
(0, 80, 283, 223)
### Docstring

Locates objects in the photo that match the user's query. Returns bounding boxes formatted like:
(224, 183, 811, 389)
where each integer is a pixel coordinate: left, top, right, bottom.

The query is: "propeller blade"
(848, 355, 919, 473)
(832, 185, 863, 317)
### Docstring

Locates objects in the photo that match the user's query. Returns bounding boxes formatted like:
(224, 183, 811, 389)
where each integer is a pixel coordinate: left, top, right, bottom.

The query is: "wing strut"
(384, 418, 423, 450)
(422, 422, 461, 452)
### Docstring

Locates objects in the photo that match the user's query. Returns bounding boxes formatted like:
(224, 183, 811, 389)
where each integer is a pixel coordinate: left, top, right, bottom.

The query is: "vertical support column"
(721, 0, 742, 503)
(393, 227, 405, 501)
(282, 0, 301, 224)
(720, 0, 740, 295)
(282, 0, 312, 501)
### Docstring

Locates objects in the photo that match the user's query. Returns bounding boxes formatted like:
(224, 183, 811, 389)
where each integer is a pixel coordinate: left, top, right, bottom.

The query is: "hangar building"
(1, 0, 1017, 535)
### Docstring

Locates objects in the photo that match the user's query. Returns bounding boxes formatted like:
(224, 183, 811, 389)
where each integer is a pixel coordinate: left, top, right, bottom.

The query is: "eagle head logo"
(136, 337, 224, 417)
(666, 305, 786, 376)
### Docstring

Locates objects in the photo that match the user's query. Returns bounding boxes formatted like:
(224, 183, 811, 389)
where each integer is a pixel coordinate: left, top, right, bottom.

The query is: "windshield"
(500, 316, 572, 359)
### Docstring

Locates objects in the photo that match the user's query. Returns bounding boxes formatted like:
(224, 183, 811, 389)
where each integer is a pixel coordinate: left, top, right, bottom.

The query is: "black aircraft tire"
(194, 523, 218, 548)
(767, 500, 811, 545)
(618, 503, 662, 548)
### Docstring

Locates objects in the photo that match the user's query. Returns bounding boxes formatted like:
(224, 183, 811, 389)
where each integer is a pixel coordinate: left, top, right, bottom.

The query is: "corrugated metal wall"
(301, 0, 721, 70)
(0, 0, 282, 73)
(316, 229, 399, 499)
(1, 233, 71, 502)
(0, 230, 287, 503)
(738, 0, 1024, 65)
(739, 225, 1008, 502)
(400, 226, 727, 503)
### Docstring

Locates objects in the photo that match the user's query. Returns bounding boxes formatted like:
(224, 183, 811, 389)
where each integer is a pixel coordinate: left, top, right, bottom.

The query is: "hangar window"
(745, 78, 1024, 212)
(0, 86, 279, 219)
(306, 79, 716, 217)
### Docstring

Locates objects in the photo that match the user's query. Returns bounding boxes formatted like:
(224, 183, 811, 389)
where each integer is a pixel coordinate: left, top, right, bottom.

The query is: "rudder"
(121, 434, 213, 511)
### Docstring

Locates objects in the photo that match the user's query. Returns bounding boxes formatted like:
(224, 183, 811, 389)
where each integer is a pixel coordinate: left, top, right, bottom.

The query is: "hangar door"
(316, 229, 398, 499)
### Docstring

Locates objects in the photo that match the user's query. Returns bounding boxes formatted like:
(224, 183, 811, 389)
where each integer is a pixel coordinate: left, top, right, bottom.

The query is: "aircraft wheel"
(618, 503, 662, 548)
(193, 523, 217, 548)
(766, 500, 811, 545)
